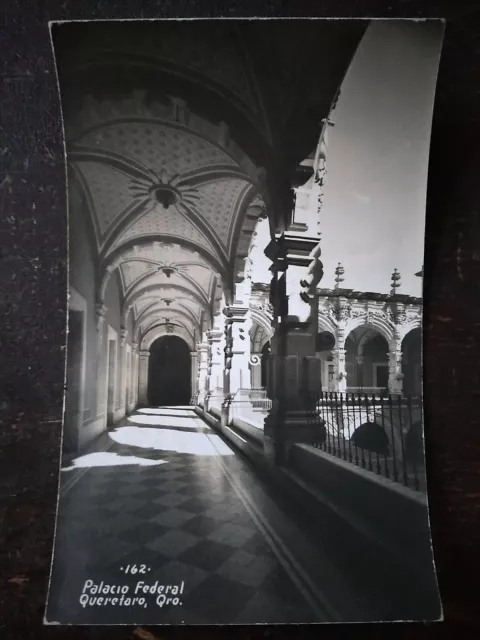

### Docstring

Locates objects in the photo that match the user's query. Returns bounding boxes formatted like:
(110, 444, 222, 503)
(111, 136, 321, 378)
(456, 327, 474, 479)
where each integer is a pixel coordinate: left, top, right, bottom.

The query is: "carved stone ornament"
(388, 306, 408, 325)
(335, 303, 352, 322)
(249, 354, 261, 366)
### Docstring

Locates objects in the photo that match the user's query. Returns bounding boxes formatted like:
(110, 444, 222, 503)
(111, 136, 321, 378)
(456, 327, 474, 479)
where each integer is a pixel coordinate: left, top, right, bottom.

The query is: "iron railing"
(304, 391, 425, 492)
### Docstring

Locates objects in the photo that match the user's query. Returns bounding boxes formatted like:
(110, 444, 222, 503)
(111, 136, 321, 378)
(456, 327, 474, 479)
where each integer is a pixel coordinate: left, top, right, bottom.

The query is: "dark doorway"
(148, 336, 191, 406)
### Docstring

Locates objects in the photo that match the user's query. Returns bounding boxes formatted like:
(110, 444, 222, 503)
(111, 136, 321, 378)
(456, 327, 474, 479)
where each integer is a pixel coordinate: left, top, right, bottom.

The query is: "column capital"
(223, 305, 249, 320)
(139, 350, 150, 358)
(206, 328, 223, 342)
(132, 341, 138, 353)
(190, 351, 198, 358)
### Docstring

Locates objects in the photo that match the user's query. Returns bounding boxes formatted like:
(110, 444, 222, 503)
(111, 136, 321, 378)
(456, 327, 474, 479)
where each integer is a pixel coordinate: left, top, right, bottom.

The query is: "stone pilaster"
(388, 335, 404, 395)
(332, 346, 347, 392)
(221, 304, 252, 426)
(196, 341, 209, 407)
(250, 351, 262, 389)
(331, 296, 351, 392)
(131, 342, 138, 410)
(115, 328, 128, 421)
(355, 356, 364, 389)
(223, 306, 251, 396)
(190, 352, 198, 404)
(138, 350, 149, 406)
(263, 232, 325, 465)
(205, 328, 223, 412)
(95, 303, 107, 418)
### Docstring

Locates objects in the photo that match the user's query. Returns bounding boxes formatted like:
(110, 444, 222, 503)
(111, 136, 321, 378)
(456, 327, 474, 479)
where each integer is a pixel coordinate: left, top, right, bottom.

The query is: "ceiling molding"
(69, 144, 155, 182)
(122, 266, 209, 307)
(137, 306, 199, 334)
(101, 235, 230, 290)
(123, 282, 209, 317)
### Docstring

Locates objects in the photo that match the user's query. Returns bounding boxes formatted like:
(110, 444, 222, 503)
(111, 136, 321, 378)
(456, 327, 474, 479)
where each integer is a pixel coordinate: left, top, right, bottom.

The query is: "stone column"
(196, 341, 209, 407)
(331, 301, 350, 393)
(95, 303, 107, 420)
(116, 328, 128, 421)
(138, 350, 149, 406)
(388, 336, 404, 395)
(250, 352, 262, 388)
(222, 305, 251, 426)
(355, 356, 364, 389)
(190, 352, 198, 404)
(263, 232, 325, 465)
(205, 329, 223, 413)
(131, 342, 138, 410)
(223, 306, 251, 395)
(332, 345, 347, 392)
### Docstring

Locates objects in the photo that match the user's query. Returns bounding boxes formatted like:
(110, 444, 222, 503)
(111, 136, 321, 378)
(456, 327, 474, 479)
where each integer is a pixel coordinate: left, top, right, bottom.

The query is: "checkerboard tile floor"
(46, 408, 319, 625)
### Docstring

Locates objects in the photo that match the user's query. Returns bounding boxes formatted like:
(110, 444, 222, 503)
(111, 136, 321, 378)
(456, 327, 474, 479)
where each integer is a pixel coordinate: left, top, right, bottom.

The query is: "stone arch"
(141, 324, 195, 352)
(398, 317, 422, 342)
(250, 307, 273, 338)
(137, 308, 199, 337)
(250, 319, 273, 353)
(98, 236, 230, 303)
(134, 301, 199, 333)
(142, 316, 193, 340)
(318, 313, 338, 335)
(343, 315, 394, 348)
(344, 325, 390, 391)
(123, 284, 209, 318)
(122, 263, 210, 308)
(230, 190, 268, 283)
(351, 421, 390, 456)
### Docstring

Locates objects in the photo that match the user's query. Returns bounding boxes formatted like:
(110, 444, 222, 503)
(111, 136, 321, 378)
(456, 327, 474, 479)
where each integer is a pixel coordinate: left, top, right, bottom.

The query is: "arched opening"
(147, 336, 191, 406)
(345, 327, 389, 392)
(315, 330, 336, 391)
(402, 328, 422, 396)
(351, 422, 390, 456)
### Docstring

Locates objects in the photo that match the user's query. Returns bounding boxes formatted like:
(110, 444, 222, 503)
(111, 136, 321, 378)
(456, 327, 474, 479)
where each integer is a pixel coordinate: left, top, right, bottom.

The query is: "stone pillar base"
(263, 406, 326, 466)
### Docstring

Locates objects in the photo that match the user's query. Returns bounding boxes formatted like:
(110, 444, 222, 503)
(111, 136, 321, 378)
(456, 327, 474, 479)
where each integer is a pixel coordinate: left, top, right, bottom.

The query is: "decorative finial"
(334, 262, 345, 289)
(391, 268, 401, 295)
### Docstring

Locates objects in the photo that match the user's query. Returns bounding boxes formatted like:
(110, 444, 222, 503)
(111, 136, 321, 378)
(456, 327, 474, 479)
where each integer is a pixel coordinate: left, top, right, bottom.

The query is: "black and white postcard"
(44, 18, 444, 625)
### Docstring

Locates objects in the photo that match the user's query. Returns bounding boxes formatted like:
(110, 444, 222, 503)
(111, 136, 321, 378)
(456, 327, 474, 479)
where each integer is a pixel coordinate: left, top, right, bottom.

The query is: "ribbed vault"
(55, 20, 366, 346)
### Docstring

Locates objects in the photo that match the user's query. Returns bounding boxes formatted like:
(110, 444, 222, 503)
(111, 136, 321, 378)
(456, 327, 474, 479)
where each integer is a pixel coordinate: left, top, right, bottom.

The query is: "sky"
(318, 19, 444, 297)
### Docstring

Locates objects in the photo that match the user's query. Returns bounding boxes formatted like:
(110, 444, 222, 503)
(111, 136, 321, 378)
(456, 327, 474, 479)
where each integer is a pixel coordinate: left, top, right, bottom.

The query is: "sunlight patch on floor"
(109, 426, 235, 456)
(137, 408, 195, 417)
(61, 451, 169, 471)
(127, 415, 201, 428)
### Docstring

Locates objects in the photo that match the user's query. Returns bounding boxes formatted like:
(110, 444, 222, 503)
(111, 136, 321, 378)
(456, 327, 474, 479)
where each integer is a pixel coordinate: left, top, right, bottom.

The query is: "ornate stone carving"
(120, 328, 128, 348)
(249, 354, 261, 366)
(335, 303, 352, 322)
(95, 303, 107, 332)
(386, 306, 408, 325)
(300, 242, 324, 303)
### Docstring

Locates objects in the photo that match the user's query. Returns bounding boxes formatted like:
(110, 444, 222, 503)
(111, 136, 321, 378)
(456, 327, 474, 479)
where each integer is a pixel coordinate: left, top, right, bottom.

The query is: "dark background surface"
(0, 1, 479, 639)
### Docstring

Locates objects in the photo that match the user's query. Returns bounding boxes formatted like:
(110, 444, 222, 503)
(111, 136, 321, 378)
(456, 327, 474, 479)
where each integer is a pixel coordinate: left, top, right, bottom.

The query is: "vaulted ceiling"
(54, 20, 367, 349)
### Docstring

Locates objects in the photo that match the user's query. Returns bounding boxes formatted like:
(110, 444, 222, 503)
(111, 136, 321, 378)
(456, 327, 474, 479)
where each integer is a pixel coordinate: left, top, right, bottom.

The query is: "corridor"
(46, 406, 436, 625)
(48, 407, 323, 624)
